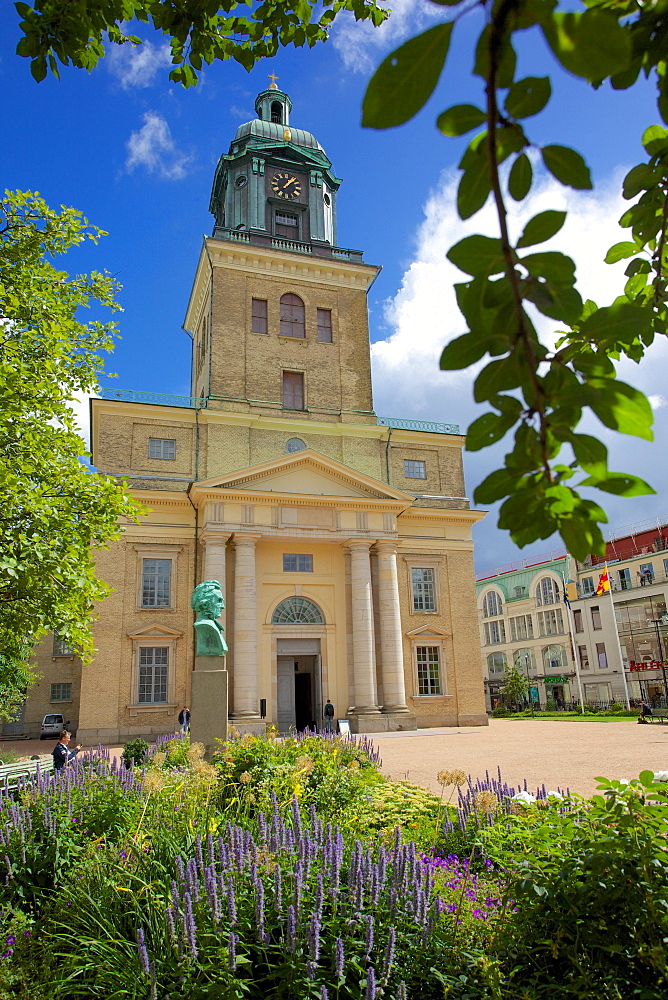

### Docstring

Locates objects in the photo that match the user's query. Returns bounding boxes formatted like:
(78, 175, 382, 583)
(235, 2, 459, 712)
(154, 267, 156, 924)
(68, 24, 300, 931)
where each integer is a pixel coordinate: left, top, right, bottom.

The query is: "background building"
(11, 85, 487, 742)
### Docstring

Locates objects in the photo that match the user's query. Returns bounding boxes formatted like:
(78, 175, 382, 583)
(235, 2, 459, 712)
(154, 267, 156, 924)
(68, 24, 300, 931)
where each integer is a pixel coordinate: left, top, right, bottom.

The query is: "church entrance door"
(276, 640, 321, 732)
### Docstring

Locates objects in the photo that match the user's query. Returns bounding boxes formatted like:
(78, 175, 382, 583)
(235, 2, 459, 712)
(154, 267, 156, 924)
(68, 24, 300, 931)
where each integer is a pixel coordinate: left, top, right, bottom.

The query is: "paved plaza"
(373, 718, 668, 798)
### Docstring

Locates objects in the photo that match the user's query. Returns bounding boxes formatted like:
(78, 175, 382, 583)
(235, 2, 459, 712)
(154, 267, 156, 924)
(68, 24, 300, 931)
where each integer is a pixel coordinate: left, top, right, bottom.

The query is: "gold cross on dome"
(268, 72, 279, 89)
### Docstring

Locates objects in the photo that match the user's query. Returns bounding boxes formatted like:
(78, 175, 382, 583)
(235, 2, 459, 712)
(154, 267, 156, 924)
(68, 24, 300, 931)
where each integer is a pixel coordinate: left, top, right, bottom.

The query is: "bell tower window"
(280, 294, 305, 338)
(271, 101, 283, 124)
(275, 212, 299, 239)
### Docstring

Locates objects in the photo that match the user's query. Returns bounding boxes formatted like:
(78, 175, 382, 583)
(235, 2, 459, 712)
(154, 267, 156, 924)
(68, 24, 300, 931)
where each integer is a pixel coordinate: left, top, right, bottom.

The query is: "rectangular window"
(596, 642, 608, 669)
(578, 645, 590, 671)
(664, 558, 668, 578)
(412, 568, 436, 612)
(591, 605, 602, 630)
(282, 371, 304, 410)
(416, 646, 443, 695)
(573, 609, 583, 633)
(509, 615, 534, 642)
(141, 558, 172, 607)
(581, 576, 594, 595)
(53, 634, 74, 657)
(403, 459, 426, 479)
(138, 647, 168, 704)
(639, 562, 654, 584)
(251, 298, 268, 334)
(538, 609, 564, 637)
(148, 438, 176, 461)
(50, 683, 72, 702)
(317, 308, 333, 343)
(275, 212, 299, 238)
(283, 554, 313, 572)
(484, 620, 506, 645)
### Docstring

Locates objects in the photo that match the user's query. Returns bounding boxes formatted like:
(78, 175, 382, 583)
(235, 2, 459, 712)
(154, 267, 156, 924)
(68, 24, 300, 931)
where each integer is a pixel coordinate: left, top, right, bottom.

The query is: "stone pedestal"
(190, 654, 229, 758)
(347, 711, 417, 734)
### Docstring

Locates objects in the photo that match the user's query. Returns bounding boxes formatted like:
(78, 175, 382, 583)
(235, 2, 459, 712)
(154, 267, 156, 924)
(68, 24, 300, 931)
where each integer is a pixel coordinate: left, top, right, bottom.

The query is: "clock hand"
(284, 178, 296, 188)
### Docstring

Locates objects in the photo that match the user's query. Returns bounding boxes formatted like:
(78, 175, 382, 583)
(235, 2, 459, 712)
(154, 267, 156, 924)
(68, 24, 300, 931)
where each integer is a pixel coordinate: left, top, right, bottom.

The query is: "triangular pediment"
(193, 450, 414, 503)
(405, 625, 451, 637)
(126, 624, 184, 639)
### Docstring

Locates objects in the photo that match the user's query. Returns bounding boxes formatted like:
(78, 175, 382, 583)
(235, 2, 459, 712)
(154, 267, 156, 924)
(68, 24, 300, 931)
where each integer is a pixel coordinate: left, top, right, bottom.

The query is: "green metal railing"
(99, 389, 206, 408)
(377, 416, 460, 435)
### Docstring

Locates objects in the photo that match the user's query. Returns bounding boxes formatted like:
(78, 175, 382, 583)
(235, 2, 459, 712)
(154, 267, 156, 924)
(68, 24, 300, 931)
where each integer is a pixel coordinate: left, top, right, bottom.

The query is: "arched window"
(280, 294, 305, 338)
(513, 648, 536, 673)
(487, 652, 507, 676)
(536, 577, 559, 607)
(271, 101, 283, 124)
(271, 597, 324, 624)
(542, 644, 568, 672)
(482, 590, 503, 618)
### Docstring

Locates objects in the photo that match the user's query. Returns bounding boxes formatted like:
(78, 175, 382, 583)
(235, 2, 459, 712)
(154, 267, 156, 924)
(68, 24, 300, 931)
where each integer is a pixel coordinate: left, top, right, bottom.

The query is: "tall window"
(416, 646, 443, 695)
(578, 644, 590, 670)
(509, 615, 534, 641)
(251, 298, 268, 334)
(148, 438, 176, 460)
(280, 293, 305, 336)
(275, 213, 299, 240)
(596, 642, 608, 669)
(487, 652, 507, 676)
(513, 648, 536, 673)
(282, 371, 304, 410)
(484, 620, 506, 645)
(271, 101, 283, 124)
(591, 605, 602, 630)
(536, 577, 559, 606)
(537, 608, 564, 636)
(317, 308, 333, 343)
(53, 634, 74, 656)
(403, 459, 426, 479)
(141, 559, 172, 608)
(138, 647, 168, 704)
(482, 591, 503, 618)
(573, 609, 583, 632)
(50, 683, 72, 702)
(412, 568, 436, 612)
(283, 554, 313, 572)
(582, 576, 594, 595)
(543, 644, 568, 672)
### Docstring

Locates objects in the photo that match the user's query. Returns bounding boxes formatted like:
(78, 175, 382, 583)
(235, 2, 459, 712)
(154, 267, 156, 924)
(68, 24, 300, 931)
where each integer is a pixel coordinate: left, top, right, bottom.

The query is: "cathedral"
(22, 83, 487, 743)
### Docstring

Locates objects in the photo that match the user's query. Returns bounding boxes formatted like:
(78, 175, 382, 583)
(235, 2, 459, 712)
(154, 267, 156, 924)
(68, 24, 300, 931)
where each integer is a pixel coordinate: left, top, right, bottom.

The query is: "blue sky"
(2, 0, 667, 572)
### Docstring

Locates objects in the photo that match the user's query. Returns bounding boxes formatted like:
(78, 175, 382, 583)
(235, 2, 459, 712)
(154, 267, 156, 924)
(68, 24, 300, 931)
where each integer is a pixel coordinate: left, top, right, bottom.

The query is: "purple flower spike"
(5, 936, 15, 947)
(227, 931, 238, 973)
(365, 966, 377, 1000)
(334, 937, 344, 978)
(320, 987, 330, 1000)
(136, 928, 151, 976)
(286, 904, 297, 953)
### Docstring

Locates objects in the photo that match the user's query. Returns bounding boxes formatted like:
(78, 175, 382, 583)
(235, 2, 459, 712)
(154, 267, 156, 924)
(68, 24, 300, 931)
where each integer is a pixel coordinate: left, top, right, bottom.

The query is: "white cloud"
(331, 0, 443, 74)
(370, 168, 668, 569)
(107, 40, 172, 89)
(125, 112, 192, 180)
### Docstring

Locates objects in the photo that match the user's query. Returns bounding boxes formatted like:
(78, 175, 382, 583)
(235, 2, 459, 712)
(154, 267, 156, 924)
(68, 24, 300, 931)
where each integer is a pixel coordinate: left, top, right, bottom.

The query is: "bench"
(0, 757, 55, 791)
(640, 710, 668, 724)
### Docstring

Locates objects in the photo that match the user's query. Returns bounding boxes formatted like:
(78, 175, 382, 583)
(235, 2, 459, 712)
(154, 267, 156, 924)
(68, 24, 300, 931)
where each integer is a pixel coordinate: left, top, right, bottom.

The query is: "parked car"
(39, 714, 70, 740)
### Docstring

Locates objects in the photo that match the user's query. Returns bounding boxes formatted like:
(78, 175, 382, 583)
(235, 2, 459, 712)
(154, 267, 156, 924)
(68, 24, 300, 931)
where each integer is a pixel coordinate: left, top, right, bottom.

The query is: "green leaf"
(439, 332, 490, 370)
(474, 25, 516, 89)
(466, 410, 518, 451)
(587, 379, 654, 440)
(540, 11, 632, 82)
(642, 124, 668, 157)
(522, 251, 576, 284)
(524, 281, 583, 325)
(622, 163, 658, 200)
(516, 211, 566, 249)
(579, 301, 651, 346)
(579, 472, 656, 497)
(639, 769, 656, 787)
(570, 434, 608, 478)
(447, 235, 505, 277)
(474, 468, 522, 505)
(362, 23, 453, 129)
(457, 163, 491, 220)
(437, 104, 486, 137)
(473, 355, 523, 403)
(504, 77, 551, 119)
(604, 242, 640, 264)
(508, 153, 532, 201)
(541, 145, 592, 190)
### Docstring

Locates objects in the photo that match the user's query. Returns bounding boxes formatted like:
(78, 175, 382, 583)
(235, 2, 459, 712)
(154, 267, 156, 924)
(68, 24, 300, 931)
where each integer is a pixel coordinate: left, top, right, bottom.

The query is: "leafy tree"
(362, 0, 668, 559)
(0, 190, 140, 717)
(13, 0, 388, 86)
(501, 658, 528, 710)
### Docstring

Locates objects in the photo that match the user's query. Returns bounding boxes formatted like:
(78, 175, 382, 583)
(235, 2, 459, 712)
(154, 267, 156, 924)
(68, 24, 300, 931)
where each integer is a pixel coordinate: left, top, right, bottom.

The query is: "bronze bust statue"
(191, 579, 228, 656)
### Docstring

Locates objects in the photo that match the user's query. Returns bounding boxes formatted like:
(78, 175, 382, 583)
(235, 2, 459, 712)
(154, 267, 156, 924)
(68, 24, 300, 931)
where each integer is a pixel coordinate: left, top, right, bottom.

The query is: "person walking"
(178, 706, 190, 734)
(323, 699, 335, 733)
(51, 731, 82, 771)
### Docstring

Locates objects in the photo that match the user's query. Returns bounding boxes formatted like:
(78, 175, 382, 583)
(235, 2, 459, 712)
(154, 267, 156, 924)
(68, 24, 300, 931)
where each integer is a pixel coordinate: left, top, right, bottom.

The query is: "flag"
(563, 579, 578, 607)
(595, 566, 610, 596)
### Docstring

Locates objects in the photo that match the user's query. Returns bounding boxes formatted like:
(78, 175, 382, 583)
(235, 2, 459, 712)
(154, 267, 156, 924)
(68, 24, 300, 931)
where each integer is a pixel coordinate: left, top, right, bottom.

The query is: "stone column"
(201, 532, 231, 587)
(375, 540, 410, 713)
(346, 540, 380, 714)
(232, 533, 261, 719)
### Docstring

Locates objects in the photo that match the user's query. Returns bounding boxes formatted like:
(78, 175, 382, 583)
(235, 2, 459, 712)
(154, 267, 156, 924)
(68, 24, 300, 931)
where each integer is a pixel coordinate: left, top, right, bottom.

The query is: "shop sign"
(543, 675, 568, 683)
(629, 660, 667, 671)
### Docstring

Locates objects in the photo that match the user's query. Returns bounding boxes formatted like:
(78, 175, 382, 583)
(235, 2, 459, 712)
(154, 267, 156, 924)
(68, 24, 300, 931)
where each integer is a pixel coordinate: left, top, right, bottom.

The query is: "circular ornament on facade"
(286, 437, 306, 453)
(324, 193, 331, 206)
(235, 175, 247, 188)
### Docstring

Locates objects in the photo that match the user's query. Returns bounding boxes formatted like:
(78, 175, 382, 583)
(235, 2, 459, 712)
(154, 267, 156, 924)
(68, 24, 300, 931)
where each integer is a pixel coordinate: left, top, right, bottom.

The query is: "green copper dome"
(233, 119, 323, 152)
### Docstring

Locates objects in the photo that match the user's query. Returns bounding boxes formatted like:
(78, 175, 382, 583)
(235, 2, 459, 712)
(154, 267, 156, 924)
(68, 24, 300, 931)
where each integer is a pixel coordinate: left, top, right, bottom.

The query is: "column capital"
(373, 539, 401, 555)
(344, 538, 373, 551)
(232, 532, 262, 547)
(200, 530, 233, 547)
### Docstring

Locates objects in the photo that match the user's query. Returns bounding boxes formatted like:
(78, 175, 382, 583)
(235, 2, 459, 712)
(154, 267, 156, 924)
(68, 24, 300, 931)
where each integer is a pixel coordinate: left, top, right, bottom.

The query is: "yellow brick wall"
(23, 640, 82, 738)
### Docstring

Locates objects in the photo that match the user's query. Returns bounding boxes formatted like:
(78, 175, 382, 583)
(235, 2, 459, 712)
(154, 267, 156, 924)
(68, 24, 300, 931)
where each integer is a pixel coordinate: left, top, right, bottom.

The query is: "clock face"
(271, 172, 302, 200)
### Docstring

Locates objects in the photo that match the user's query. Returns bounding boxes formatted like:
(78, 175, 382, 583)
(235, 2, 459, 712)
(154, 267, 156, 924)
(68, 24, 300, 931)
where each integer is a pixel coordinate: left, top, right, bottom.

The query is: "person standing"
(178, 706, 190, 734)
(51, 731, 82, 771)
(323, 699, 335, 733)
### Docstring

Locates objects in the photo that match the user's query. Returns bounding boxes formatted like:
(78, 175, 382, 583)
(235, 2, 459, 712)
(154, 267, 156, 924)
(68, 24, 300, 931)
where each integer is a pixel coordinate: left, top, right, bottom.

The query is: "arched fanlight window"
(542, 644, 568, 671)
(271, 101, 283, 124)
(535, 577, 559, 607)
(280, 293, 305, 338)
(487, 652, 507, 676)
(482, 590, 503, 618)
(513, 648, 537, 673)
(271, 597, 324, 624)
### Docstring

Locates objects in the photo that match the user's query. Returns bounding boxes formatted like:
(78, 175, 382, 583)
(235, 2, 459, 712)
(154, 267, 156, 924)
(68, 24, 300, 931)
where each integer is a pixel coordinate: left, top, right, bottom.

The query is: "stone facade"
(18, 85, 487, 742)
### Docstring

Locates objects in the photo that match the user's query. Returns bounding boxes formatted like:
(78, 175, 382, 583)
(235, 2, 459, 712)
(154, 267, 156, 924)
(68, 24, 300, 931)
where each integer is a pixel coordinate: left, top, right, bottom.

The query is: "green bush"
(121, 738, 150, 769)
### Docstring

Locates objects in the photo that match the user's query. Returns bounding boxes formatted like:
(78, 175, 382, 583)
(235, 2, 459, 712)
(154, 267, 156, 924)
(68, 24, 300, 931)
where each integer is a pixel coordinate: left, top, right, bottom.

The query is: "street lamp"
(523, 653, 535, 718)
(646, 615, 668, 703)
